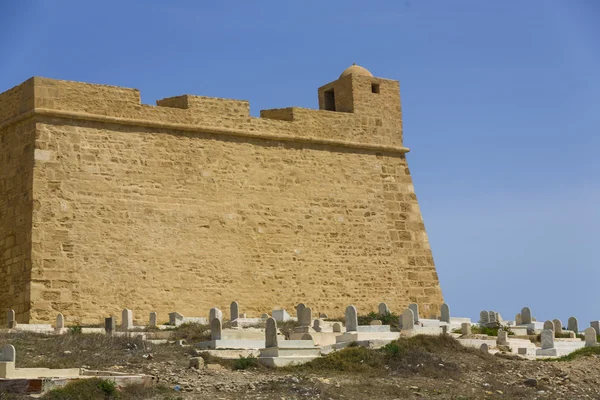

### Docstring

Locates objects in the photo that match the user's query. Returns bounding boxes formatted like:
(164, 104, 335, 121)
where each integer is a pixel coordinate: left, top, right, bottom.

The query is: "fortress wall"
(29, 117, 442, 324)
(0, 119, 35, 324)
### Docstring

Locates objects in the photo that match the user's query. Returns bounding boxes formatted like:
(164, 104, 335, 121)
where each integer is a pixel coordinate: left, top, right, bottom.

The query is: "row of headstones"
(345, 305, 423, 332)
(6, 309, 66, 330)
(541, 326, 599, 350)
(378, 302, 451, 323)
(479, 310, 503, 324)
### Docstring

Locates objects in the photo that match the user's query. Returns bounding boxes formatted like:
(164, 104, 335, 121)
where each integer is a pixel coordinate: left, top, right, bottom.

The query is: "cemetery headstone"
(0, 344, 16, 362)
(345, 305, 358, 332)
(497, 329, 508, 345)
(265, 317, 278, 348)
(210, 318, 222, 341)
(401, 308, 415, 331)
(298, 307, 312, 327)
(543, 320, 555, 332)
(585, 327, 597, 347)
(541, 329, 554, 350)
(567, 317, 578, 334)
(370, 320, 382, 326)
(55, 313, 64, 330)
(149, 312, 157, 328)
(488, 311, 497, 324)
(552, 319, 563, 335)
(332, 323, 342, 333)
(440, 303, 450, 323)
(209, 308, 223, 323)
(480, 343, 489, 353)
(591, 321, 600, 336)
(480, 311, 490, 324)
(121, 309, 133, 330)
(105, 316, 115, 335)
(408, 303, 419, 323)
(521, 307, 532, 324)
(230, 301, 239, 321)
(461, 322, 471, 335)
(7, 309, 15, 329)
(378, 302, 389, 315)
(515, 313, 522, 325)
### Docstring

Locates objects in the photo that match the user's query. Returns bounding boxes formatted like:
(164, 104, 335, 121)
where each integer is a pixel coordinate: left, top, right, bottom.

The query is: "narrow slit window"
(324, 89, 336, 111)
(371, 83, 380, 94)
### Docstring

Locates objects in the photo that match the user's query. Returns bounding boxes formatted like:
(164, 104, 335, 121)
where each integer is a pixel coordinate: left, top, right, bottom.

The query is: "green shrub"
(233, 355, 260, 370)
(357, 311, 400, 330)
(67, 325, 82, 335)
(42, 378, 117, 399)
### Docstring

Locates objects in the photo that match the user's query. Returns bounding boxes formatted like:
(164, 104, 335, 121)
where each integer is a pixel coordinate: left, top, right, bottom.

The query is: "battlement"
(0, 65, 406, 151)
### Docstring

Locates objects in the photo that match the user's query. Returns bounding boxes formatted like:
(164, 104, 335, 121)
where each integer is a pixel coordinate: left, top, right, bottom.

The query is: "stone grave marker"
(210, 318, 222, 341)
(543, 320, 555, 332)
(298, 307, 312, 327)
(121, 309, 133, 330)
(585, 327, 597, 347)
(0, 344, 16, 362)
(480, 343, 489, 353)
(345, 305, 358, 332)
(521, 307, 532, 324)
(515, 313, 522, 325)
(261, 313, 269, 319)
(105, 316, 115, 335)
(541, 329, 554, 350)
(296, 303, 306, 318)
(591, 321, 600, 336)
(319, 313, 328, 318)
(480, 311, 490, 324)
(149, 312, 157, 328)
(378, 302, 389, 315)
(568, 317, 578, 334)
(400, 308, 415, 331)
(332, 323, 342, 333)
(552, 319, 563, 335)
(209, 308, 223, 323)
(55, 313, 64, 330)
(497, 329, 508, 345)
(440, 303, 450, 323)
(265, 317, 278, 348)
(461, 322, 471, 335)
(230, 301, 239, 321)
(7, 309, 15, 329)
(370, 320, 382, 326)
(408, 304, 419, 323)
(488, 311, 497, 324)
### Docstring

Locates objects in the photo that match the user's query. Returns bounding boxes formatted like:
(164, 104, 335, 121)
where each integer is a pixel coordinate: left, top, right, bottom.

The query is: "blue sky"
(1, 1, 599, 325)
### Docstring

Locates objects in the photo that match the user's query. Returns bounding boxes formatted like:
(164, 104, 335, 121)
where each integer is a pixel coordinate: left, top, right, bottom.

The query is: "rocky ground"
(1, 331, 600, 399)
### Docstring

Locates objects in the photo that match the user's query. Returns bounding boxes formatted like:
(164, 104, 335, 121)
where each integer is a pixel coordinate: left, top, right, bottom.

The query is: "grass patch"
(292, 335, 471, 377)
(233, 355, 261, 370)
(169, 323, 211, 343)
(42, 378, 117, 399)
(357, 311, 400, 330)
(551, 346, 600, 361)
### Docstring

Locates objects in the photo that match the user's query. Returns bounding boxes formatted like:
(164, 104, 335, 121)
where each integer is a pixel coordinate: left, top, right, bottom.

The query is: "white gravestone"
(265, 317, 278, 348)
(378, 303, 389, 315)
(345, 305, 358, 332)
(149, 312, 157, 328)
(585, 327, 597, 347)
(567, 317, 578, 334)
(541, 329, 554, 350)
(209, 308, 223, 323)
(400, 308, 415, 331)
(543, 320, 555, 332)
(210, 318, 222, 341)
(408, 304, 419, 323)
(121, 309, 133, 330)
(461, 322, 471, 335)
(515, 313, 522, 325)
(440, 303, 450, 323)
(55, 313, 65, 330)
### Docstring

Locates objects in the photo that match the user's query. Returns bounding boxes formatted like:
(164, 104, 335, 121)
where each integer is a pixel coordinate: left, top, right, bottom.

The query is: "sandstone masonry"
(0, 65, 444, 324)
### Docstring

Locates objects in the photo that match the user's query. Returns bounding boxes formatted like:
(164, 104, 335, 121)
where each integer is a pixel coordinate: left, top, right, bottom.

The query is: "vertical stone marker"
(333, 323, 342, 333)
(440, 303, 450, 323)
(296, 303, 306, 318)
(521, 307, 532, 324)
(461, 322, 471, 336)
(568, 317, 578, 334)
(230, 301, 239, 321)
(345, 305, 358, 332)
(209, 308, 223, 323)
(480, 311, 489, 325)
(584, 327, 597, 347)
(497, 329, 508, 345)
(378, 302, 389, 315)
(515, 313, 522, 325)
(265, 317, 278, 348)
(552, 319, 563, 335)
(541, 329, 554, 350)
(543, 320, 555, 332)
(7, 309, 15, 329)
(408, 304, 419, 323)
(149, 312, 157, 328)
(401, 308, 415, 331)
(591, 321, 600, 336)
(298, 307, 312, 327)
(480, 343, 489, 353)
(0, 344, 16, 362)
(488, 311, 497, 324)
(55, 313, 65, 330)
(105, 316, 115, 335)
(121, 309, 133, 330)
(210, 318, 222, 341)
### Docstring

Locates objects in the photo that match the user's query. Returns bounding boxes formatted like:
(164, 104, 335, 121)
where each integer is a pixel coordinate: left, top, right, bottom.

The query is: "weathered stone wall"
(0, 75, 443, 324)
(0, 118, 35, 324)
